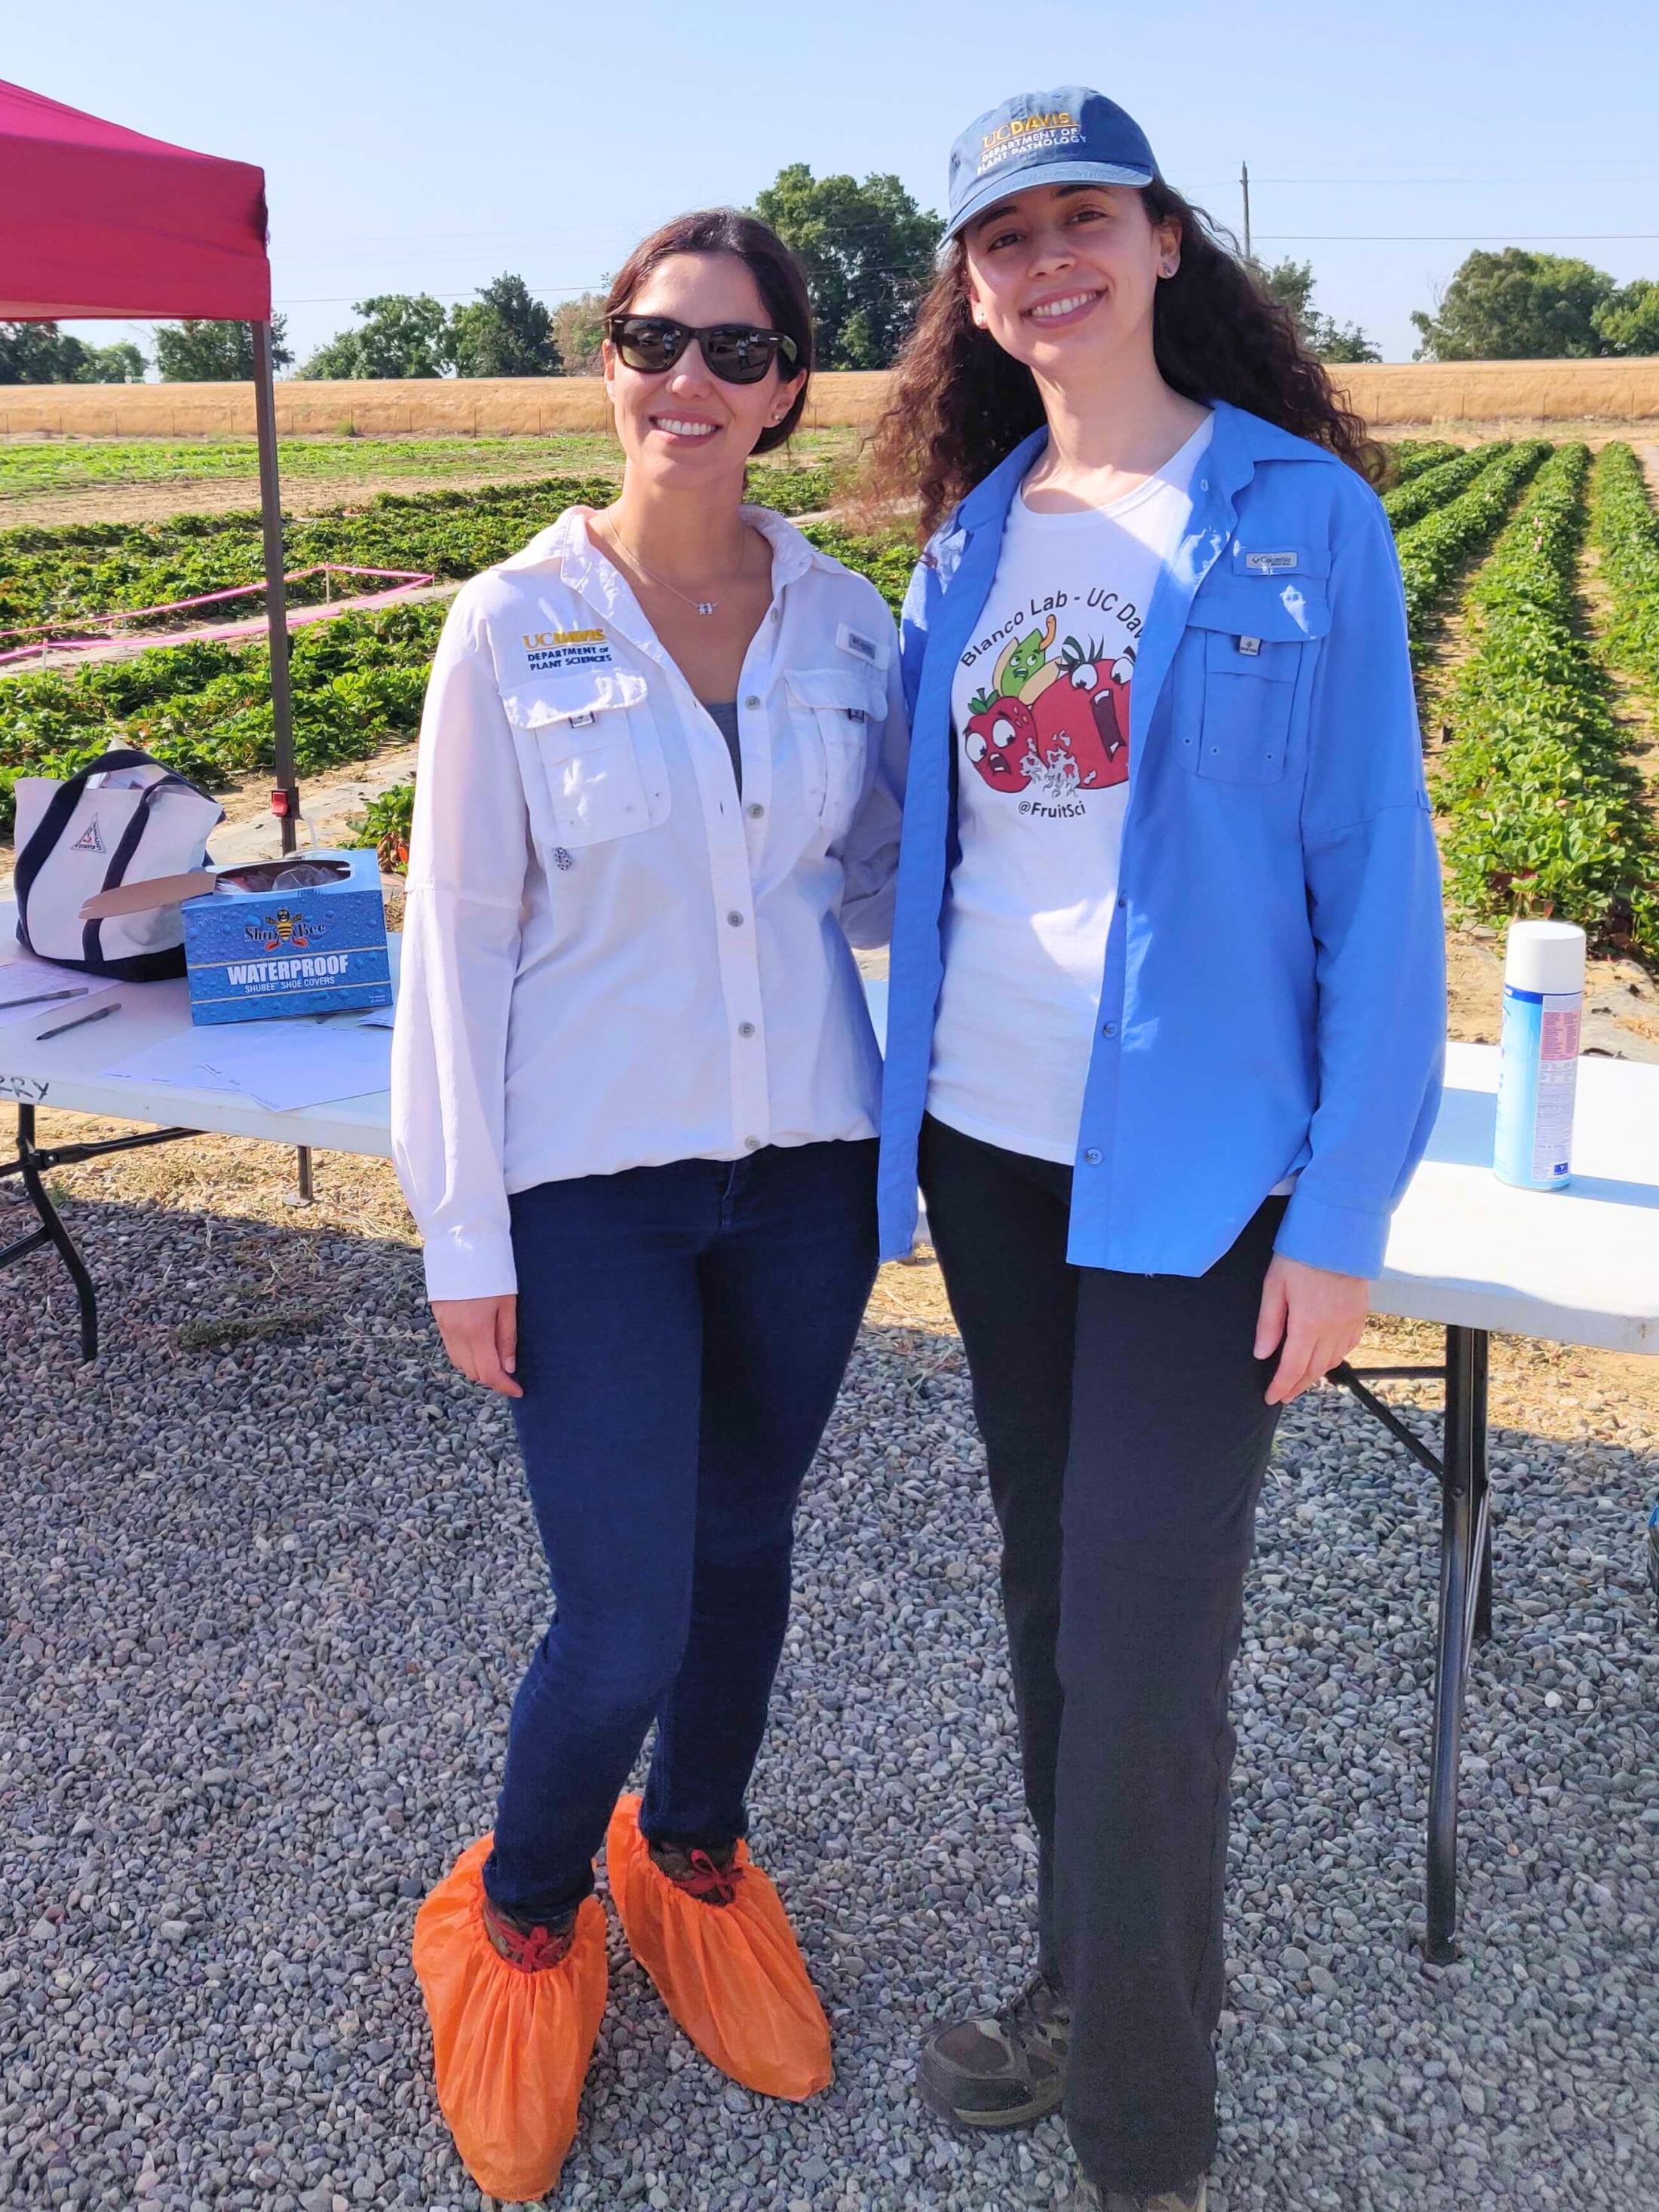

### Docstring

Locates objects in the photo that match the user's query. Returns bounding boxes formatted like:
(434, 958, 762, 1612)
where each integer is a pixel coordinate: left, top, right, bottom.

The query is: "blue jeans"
(482, 1138, 879, 1926)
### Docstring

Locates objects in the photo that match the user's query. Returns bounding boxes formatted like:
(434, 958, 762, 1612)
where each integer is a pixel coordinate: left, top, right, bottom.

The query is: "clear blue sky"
(12, 0, 1659, 369)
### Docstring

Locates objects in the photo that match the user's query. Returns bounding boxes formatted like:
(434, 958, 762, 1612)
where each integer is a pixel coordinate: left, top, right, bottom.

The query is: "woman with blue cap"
(864, 87, 1446, 2211)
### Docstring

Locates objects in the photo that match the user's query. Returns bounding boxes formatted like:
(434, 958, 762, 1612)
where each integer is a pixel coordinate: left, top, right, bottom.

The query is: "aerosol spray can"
(1493, 920, 1586, 1191)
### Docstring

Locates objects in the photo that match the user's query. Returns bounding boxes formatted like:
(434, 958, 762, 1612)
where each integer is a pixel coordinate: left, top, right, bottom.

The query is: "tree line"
(4, 167, 1657, 386)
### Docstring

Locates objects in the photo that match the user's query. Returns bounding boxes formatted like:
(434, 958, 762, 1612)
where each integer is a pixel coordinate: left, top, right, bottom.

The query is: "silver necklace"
(601, 522, 751, 617)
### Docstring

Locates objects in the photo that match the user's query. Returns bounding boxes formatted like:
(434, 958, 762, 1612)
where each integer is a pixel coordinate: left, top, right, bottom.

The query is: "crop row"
(1388, 440, 1461, 485)
(0, 604, 445, 837)
(1392, 440, 1550, 654)
(1381, 442, 1507, 532)
(0, 463, 841, 632)
(1587, 442, 1659, 706)
(0, 435, 617, 498)
(1435, 443, 1659, 955)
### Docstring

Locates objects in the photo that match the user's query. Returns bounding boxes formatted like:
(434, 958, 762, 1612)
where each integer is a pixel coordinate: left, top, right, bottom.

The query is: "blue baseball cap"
(944, 87, 1158, 241)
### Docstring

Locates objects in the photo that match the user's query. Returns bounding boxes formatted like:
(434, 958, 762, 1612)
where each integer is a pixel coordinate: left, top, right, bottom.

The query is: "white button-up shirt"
(391, 504, 907, 1300)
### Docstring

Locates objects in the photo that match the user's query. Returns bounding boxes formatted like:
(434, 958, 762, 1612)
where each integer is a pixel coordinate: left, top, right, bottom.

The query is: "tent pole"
(252, 320, 299, 857)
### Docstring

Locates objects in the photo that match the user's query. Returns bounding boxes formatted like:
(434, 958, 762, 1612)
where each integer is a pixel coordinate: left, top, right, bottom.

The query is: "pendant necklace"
(602, 522, 750, 617)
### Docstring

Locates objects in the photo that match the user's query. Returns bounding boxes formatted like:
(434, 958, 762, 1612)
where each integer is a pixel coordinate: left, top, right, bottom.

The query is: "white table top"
(0, 908, 397, 1160)
(3, 908, 1656, 1354)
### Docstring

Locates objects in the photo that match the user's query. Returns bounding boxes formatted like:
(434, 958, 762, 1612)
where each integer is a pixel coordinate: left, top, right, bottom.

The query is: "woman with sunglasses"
(865, 90, 1445, 2212)
(392, 210, 904, 2202)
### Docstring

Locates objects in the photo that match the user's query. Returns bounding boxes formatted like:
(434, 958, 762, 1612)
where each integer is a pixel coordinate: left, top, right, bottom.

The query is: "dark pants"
(918, 1115, 1285, 2197)
(482, 1138, 879, 1928)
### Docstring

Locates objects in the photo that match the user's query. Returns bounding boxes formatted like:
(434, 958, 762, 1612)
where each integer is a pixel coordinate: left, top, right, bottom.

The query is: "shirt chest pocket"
(501, 670, 670, 848)
(784, 667, 883, 840)
(1174, 573, 1330, 786)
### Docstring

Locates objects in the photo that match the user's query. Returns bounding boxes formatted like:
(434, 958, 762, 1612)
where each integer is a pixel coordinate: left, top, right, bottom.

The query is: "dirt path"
(0, 464, 632, 533)
(0, 739, 421, 899)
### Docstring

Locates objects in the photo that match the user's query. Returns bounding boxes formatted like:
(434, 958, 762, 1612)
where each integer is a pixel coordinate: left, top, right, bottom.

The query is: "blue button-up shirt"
(878, 401, 1446, 1281)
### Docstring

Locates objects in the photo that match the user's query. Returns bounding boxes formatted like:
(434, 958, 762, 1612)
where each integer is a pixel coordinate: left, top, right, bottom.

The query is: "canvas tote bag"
(12, 748, 225, 981)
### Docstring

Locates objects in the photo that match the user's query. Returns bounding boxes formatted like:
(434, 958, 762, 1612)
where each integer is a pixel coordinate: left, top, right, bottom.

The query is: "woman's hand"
(431, 1294, 523, 1399)
(1253, 1255, 1369, 1406)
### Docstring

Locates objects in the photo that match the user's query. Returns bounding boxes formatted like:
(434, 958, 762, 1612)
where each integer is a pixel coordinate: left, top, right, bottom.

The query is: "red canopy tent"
(0, 78, 302, 847)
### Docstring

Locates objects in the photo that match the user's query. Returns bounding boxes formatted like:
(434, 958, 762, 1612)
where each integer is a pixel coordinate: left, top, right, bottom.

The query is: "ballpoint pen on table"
(0, 986, 90, 1012)
(36, 1000, 121, 1043)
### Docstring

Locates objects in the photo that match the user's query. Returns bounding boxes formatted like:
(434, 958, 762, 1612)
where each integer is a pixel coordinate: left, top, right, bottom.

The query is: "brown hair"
(863, 180, 1380, 537)
(603, 209, 814, 456)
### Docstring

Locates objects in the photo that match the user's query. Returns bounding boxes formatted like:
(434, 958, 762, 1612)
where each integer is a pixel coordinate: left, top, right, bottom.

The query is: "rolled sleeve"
(839, 627, 910, 950)
(390, 587, 529, 1302)
(1277, 489, 1446, 1279)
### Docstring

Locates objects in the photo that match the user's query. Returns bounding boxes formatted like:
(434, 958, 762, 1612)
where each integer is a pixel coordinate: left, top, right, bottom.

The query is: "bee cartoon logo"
(246, 905, 321, 954)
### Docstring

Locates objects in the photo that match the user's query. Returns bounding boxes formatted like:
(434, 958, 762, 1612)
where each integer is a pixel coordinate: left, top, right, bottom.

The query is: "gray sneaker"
(1066, 2179, 1207, 2211)
(916, 1974, 1070, 2129)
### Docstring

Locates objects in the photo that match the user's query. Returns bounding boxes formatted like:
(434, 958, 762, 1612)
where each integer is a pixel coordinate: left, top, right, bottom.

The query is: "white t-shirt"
(928, 416, 1213, 1164)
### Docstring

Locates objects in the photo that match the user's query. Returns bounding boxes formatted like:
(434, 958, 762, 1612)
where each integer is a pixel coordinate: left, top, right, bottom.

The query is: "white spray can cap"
(1503, 919, 1586, 996)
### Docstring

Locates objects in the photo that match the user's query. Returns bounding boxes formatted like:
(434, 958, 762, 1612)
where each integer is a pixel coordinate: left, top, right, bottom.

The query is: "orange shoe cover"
(412, 1834, 608, 2203)
(606, 1794, 831, 2100)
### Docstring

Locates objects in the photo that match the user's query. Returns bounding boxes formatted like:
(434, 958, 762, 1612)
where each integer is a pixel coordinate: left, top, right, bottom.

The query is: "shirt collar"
(521, 501, 820, 594)
(952, 400, 1330, 538)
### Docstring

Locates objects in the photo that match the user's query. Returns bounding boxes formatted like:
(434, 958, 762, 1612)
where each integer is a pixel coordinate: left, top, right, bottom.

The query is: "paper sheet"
(195, 1020, 392, 1112)
(101, 1016, 391, 1111)
(100, 1032, 244, 1094)
(0, 949, 121, 1028)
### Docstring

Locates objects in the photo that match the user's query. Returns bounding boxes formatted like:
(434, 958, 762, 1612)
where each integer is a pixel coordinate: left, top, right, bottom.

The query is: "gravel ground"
(2, 1163, 1657, 2212)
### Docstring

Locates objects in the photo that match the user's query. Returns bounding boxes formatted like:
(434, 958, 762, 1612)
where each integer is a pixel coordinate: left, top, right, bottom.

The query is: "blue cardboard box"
(182, 847, 392, 1025)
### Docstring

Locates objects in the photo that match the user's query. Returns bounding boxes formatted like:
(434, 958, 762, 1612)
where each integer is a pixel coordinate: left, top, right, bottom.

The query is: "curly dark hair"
(603, 208, 814, 456)
(862, 180, 1380, 537)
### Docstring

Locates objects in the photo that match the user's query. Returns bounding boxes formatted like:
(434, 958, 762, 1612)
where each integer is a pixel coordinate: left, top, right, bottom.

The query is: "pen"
(36, 1000, 120, 1043)
(0, 986, 89, 1012)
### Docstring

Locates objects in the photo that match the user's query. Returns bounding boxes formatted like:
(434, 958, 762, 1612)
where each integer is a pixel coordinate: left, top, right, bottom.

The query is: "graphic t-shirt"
(928, 416, 1213, 1164)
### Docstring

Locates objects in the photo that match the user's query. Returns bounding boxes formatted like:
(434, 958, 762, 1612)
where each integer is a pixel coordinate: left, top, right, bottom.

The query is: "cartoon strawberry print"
(1033, 635, 1133, 791)
(964, 691, 1037, 789)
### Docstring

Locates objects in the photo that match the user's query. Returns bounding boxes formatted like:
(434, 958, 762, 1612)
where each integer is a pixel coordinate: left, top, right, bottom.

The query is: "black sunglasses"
(604, 314, 800, 385)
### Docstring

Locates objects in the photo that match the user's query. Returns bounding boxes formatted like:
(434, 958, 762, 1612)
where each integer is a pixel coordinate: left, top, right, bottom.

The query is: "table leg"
(1424, 1324, 1489, 1965)
(296, 1146, 314, 1204)
(1473, 1440, 1495, 1646)
(9, 1104, 99, 1360)
(2, 1107, 201, 1360)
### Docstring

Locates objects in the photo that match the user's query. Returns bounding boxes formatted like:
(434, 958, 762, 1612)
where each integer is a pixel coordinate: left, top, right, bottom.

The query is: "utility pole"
(1240, 161, 1253, 264)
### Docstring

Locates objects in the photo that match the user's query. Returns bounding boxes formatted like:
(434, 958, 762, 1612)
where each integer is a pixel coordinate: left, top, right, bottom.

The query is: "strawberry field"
(2, 437, 1657, 959)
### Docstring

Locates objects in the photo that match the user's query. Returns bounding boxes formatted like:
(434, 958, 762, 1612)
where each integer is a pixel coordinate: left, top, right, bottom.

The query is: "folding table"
(4, 910, 1657, 1964)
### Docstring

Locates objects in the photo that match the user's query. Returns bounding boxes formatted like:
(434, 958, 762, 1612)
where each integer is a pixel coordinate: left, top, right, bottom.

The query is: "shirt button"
(1116, 895, 1127, 909)
(1084, 1148, 1103, 1166)
(769, 608, 780, 623)
(747, 802, 765, 819)
(1102, 1021, 1118, 1037)
(726, 911, 745, 927)
(744, 1135, 762, 1151)
(738, 1021, 756, 1038)
(744, 694, 762, 709)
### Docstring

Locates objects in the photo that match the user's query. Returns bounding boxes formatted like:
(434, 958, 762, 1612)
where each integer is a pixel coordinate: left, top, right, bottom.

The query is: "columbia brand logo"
(1244, 550, 1297, 574)
(1237, 636, 1263, 657)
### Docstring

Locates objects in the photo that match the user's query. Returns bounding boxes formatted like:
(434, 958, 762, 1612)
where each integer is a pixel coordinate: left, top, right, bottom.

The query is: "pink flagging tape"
(0, 564, 437, 664)
(0, 572, 442, 670)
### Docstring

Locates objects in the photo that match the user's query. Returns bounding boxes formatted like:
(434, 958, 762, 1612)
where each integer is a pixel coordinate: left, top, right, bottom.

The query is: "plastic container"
(1493, 921, 1585, 1191)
